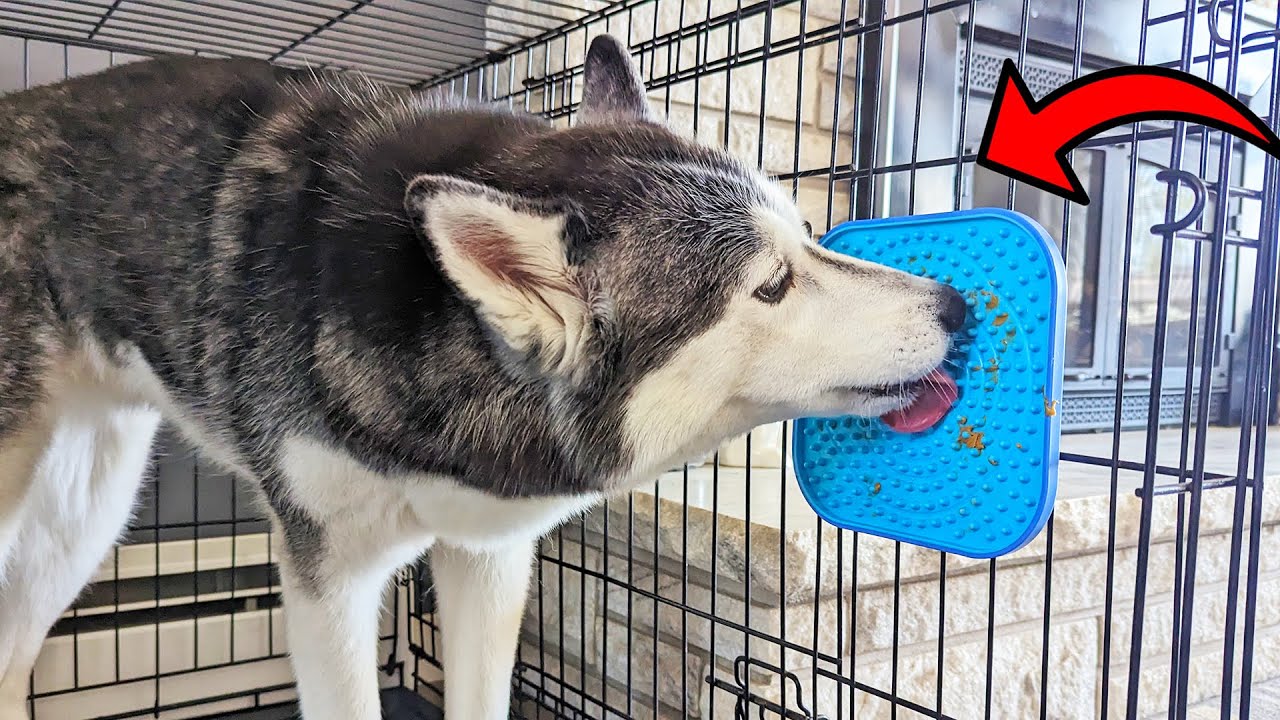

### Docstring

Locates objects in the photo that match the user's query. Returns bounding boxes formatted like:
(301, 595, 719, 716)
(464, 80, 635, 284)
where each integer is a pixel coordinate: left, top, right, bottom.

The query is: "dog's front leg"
(276, 556, 389, 720)
(431, 538, 535, 719)
(275, 525, 428, 720)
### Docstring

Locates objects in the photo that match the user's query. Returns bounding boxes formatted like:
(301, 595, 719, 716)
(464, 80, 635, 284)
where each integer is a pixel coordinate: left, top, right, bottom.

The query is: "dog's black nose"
(936, 285, 967, 333)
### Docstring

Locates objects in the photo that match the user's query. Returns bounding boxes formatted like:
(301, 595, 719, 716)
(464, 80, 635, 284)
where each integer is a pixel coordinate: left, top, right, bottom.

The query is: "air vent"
(958, 47, 1077, 97)
(1061, 390, 1224, 431)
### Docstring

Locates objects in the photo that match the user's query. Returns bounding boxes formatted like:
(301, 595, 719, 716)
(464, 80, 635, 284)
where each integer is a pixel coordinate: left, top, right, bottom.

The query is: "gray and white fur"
(0, 35, 965, 719)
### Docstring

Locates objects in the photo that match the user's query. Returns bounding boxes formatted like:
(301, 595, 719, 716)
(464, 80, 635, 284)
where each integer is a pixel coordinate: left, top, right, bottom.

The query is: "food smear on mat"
(956, 417, 987, 453)
(1001, 327, 1017, 349)
(1044, 397, 1059, 416)
(988, 357, 1001, 384)
(880, 368, 958, 433)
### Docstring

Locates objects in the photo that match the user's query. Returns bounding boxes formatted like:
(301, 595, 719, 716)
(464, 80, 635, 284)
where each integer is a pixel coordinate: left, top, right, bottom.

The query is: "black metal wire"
(7, 1, 1280, 719)
(1238, 15, 1280, 717)
(0, 0, 622, 85)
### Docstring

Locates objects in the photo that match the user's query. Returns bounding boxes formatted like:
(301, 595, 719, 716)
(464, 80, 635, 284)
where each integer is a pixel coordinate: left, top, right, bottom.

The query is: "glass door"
(1098, 138, 1241, 386)
(969, 150, 1109, 381)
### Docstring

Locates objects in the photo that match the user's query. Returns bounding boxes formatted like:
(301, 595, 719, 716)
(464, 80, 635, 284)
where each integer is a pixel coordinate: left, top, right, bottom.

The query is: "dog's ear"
(405, 174, 594, 378)
(578, 34, 656, 125)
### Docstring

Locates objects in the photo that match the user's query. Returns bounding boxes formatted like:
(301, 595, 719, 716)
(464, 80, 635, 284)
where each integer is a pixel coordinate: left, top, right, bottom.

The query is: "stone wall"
(502, 429, 1280, 719)
(481, 0, 864, 230)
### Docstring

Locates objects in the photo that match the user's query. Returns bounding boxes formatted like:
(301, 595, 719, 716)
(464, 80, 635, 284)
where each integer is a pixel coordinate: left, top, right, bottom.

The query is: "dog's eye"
(754, 266, 792, 304)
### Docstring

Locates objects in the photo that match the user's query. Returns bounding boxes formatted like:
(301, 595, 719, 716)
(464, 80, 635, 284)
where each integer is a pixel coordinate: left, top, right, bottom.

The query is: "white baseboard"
(32, 607, 293, 719)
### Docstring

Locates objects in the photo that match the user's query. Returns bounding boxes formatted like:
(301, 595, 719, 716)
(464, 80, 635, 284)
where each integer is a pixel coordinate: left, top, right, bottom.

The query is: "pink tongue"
(880, 368, 958, 434)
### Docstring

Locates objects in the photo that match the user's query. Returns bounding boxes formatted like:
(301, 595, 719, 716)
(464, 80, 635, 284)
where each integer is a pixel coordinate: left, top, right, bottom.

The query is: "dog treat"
(792, 209, 1065, 559)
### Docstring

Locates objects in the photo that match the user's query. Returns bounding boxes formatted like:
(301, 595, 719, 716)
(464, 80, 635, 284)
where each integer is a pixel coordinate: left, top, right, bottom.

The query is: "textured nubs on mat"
(792, 209, 1066, 558)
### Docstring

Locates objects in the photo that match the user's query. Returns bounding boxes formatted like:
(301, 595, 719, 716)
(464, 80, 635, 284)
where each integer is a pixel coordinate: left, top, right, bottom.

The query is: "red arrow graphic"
(977, 59, 1280, 205)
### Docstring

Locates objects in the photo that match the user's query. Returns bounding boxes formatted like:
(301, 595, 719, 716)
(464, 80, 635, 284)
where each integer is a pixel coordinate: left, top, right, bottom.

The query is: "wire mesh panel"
(0, 0, 616, 85)
(0, 27, 419, 720)
(2, 0, 1278, 719)
(402, 1, 1280, 719)
(0, 4, 624, 718)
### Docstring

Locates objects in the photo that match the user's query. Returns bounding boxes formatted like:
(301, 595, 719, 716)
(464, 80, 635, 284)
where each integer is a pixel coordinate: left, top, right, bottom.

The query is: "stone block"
(796, 176, 853, 232)
(1103, 625, 1280, 719)
(696, 23, 742, 69)
(852, 540, 1180, 654)
(807, 0, 859, 23)
(850, 523, 1275, 656)
(724, 114, 849, 175)
(1107, 573, 1280, 673)
(487, 0, 577, 31)
(652, 0, 715, 38)
(518, 631, 698, 720)
(815, 76, 859, 132)
(513, 640, 621, 720)
(992, 487, 1280, 567)
(584, 439, 1280, 620)
(731, 6, 805, 56)
(717, 422, 788, 469)
(850, 618, 1098, 720)
(583, 492, 976, 610)
(657, 100, 725, 144)
(522, 536, 603, 660)
(633, 26, 839, 127)
(820, 31, 868, 76)
(602, 567, 847, 679)
(593, 615, 709, 717)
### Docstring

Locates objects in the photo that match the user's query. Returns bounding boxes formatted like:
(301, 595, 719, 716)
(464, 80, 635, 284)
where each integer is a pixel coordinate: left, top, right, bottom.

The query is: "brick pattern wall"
(477, 0, 863, 233)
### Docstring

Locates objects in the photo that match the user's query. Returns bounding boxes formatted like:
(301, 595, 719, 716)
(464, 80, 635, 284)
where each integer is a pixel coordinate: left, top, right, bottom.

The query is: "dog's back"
(0, 57, 553, 448)
(0, 63, 567, 715)
(0, 57, 305, 430)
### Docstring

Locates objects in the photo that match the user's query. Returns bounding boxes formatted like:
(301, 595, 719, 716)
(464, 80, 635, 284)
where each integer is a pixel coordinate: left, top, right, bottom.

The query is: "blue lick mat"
(792, 209, 1066, 558)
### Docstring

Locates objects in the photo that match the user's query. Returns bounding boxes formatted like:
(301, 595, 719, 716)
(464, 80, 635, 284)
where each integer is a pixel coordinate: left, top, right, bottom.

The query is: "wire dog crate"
(2, 0, 1278, 718)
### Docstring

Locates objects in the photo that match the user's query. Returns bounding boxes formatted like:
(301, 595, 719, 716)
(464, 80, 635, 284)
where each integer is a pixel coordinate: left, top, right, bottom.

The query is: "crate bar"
(293, 0, 532, 49)
(418, 0, 651, 89)
(90, 682, 296, 720)
(87, 0, 124, 39)
(207, 0, 497, 60)
(527, 0, 792, 89)
(524, 1, 974, 119)
(1239, 13, 1280, 715)
(29, 650, 290, 702)
(1172, 0, 1249, 712)
(3, 0, 301, 48)
(1124, 1, 1197, 716)
(1217, 2, 1280, 717)
(268, 0, 371, 62)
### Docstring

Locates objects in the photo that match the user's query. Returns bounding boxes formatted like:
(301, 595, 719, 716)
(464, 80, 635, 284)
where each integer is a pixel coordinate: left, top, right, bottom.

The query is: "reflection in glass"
(1124, 159, 1211, 372)
(971, 152, 1103, 371)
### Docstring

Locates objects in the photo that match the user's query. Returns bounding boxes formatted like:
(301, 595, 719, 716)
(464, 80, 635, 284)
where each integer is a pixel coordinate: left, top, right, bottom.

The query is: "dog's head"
(404, 35, 964, 484)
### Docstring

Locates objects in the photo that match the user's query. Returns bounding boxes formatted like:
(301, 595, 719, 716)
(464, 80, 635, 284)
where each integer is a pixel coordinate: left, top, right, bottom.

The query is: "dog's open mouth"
(877, 368, 958, 434)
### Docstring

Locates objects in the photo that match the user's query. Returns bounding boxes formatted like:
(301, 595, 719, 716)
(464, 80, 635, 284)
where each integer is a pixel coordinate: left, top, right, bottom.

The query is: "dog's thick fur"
(0, 36, 963, 719)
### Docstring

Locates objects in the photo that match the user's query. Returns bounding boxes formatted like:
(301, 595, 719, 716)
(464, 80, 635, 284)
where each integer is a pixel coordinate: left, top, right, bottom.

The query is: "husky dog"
(0, 35, 964, 720)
